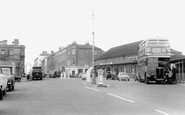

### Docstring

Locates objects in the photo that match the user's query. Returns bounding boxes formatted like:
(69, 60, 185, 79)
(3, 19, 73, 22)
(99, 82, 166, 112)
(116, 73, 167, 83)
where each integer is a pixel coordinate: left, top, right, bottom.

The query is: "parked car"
(81, 73, 86, 80)
(106, 71, 118, 80)
(106, 71, 112, 79)
(118, 72, 130, 81)
(1, 67, 15, 91)
(15, 76, 21, 82)
(0, 74, 8, 100)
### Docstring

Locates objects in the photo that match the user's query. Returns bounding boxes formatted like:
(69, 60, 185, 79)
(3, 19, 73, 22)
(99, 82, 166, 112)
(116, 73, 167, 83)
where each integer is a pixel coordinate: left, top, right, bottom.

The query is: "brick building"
(33, 51, 49, 67)
(47, 41, 104, 77)
(46, 51, 55, 76)
(0, 39, 25, 76)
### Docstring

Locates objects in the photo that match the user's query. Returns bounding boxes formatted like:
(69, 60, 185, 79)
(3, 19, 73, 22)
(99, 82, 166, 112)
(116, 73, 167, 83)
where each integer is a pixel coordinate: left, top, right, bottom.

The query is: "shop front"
(95, 56, 138, 78)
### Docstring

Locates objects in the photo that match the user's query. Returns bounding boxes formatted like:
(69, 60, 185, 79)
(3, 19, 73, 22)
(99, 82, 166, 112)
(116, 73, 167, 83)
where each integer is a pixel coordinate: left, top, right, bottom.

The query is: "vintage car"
(0, 74, 8, 100)
(1, 67, 15, 91)
(81, 73, 86, 80)
(106, 71, 118, 80)
(118, 72, 130, 81)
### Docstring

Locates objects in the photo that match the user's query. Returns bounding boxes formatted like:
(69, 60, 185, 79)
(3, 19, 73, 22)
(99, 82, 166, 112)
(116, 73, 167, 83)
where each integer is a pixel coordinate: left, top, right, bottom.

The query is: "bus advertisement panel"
(137, 38, 172, 84)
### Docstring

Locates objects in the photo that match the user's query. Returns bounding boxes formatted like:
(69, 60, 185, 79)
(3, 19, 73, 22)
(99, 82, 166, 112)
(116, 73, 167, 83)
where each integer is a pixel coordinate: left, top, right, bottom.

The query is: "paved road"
(0, 77, 185, 115)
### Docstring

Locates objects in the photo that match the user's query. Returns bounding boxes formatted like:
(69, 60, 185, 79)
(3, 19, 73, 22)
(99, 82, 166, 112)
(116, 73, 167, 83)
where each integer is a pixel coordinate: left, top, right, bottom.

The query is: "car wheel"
(18, 79, 21, 82)
(3, 88, 7, 95)
(12, 85, 14, 91)
(0, 89, 3, 100)
(8, 85, 12, 91)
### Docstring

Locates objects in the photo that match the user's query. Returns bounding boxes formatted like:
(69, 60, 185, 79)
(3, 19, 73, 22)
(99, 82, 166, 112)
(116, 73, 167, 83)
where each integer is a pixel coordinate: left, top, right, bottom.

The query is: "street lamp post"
(91, 9, 96, 84)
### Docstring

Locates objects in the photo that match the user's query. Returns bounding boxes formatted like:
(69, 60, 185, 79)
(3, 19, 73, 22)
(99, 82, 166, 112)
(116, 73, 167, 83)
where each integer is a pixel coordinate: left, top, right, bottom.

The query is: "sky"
(0, 0, 185, 65)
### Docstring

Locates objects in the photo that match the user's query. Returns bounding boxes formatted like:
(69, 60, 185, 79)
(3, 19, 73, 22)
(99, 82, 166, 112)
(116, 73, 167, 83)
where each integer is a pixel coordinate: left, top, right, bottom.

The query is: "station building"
(170, 52, 185, 82)
(95, 40, 185, 82)
(95, 40, 142, 77)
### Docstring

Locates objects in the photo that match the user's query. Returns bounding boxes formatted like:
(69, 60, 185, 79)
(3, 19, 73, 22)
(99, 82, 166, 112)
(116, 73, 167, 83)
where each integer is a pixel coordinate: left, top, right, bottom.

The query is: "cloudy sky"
(0, 0, 185, 65)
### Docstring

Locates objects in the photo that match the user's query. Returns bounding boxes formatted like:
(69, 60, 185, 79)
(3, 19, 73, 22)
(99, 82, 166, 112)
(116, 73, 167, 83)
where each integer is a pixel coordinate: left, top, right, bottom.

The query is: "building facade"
(33, 51, 49, 67)
(46, 51, 55, 75)
(95, 40, 185, 83)
(46, 42, 104, 77)
(95, 41, 142, 77)
(170, 50, 185, 82)
(0, 39, 25, 76)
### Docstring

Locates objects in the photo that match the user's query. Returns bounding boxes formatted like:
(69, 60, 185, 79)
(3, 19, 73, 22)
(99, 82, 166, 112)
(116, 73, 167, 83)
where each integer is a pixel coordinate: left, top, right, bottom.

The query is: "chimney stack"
(12, 39, 19, 46)
(3, 40, 7, 45)
(51, 51, 54, 54)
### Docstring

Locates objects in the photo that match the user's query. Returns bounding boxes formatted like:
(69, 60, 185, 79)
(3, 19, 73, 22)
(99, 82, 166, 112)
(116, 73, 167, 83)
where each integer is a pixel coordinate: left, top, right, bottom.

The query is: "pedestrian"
(27, 74, 31, 81)
(171, 65, 177, 83)
(166, 68, 172, 84)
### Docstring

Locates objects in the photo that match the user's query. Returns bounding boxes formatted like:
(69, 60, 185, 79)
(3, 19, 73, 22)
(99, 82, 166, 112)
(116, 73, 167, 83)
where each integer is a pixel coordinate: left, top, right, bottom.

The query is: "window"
(72, 58, 76, 65)
(72, 49, 76, 54)
(94, 51, 97, 55)
(13, 49, 20, 55)
(9, 49, 14, 55)
(1, 49, 5, 55)
(1, 68, 12, 75)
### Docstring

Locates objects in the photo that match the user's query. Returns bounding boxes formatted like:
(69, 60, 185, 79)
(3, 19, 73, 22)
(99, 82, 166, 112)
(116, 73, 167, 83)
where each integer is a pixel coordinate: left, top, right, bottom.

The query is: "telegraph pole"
(91, 9, 96, 84)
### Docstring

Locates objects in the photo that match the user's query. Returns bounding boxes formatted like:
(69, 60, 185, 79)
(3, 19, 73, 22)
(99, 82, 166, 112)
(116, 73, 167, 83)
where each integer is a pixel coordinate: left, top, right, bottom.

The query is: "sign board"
(97, 69, 103, 84)
(86, 67, 93, 83)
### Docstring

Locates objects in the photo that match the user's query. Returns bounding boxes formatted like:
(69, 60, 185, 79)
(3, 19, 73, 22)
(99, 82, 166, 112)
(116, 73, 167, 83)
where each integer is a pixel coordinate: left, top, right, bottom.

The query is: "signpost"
(97, 69, 103, 85)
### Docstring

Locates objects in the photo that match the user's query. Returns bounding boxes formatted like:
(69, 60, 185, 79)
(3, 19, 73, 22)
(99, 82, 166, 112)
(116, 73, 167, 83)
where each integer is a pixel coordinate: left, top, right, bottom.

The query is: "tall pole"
(91, 9, 96, 84)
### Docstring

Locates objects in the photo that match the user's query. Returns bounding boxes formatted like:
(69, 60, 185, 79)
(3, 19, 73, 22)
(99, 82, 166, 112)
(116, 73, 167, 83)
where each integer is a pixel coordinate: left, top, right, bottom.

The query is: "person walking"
(171, 65, 177, 83)
(27, 74, 31, 81)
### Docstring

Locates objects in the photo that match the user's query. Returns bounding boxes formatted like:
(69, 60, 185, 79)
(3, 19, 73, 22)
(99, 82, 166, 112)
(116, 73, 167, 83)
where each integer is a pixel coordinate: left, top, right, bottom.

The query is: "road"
(0, 77, 185, 115)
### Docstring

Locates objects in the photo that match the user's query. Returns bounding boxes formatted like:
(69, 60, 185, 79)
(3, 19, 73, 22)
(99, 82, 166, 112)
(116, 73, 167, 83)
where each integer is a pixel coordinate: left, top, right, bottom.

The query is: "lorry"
(0, 61, 16, 91)
(32, 66, 43, 80)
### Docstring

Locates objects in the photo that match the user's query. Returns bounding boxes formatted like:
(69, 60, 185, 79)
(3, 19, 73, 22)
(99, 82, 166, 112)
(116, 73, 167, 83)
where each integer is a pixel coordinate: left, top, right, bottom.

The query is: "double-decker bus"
(137, 38, 172, 84)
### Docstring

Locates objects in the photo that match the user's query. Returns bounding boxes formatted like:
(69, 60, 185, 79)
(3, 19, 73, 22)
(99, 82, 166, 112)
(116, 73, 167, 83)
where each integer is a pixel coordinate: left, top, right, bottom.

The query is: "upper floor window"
(72, 49, 76, 55)
(13, 49, 20, 55)
(94, 51, 97, 55)
(9, 49, 14, 55)
(72, 58, 76, 65)
(1, 49, 5, 55)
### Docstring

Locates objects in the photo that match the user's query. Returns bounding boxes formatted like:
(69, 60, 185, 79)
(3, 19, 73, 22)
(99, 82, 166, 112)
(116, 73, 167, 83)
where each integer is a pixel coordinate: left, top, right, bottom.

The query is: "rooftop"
(96, 40, 143, 60)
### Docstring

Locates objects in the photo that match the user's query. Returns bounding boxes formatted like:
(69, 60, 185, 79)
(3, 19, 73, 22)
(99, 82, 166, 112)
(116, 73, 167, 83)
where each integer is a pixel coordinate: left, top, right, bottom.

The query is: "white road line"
(85, 87, 99, 91)
(155, 109, 171, 115)
(107, 93, 135, 103)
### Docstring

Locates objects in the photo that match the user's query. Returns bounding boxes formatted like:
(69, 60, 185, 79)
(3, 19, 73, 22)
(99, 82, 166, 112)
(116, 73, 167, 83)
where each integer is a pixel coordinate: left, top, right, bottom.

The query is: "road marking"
(155, 109, 171, 115)
(85, 87, 99, 91)
(107, 93, 135, 103)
